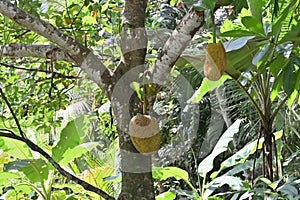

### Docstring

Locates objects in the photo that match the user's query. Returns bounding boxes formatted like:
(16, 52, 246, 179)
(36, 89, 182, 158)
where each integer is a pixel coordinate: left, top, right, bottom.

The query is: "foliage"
(0, 0, 299, 199)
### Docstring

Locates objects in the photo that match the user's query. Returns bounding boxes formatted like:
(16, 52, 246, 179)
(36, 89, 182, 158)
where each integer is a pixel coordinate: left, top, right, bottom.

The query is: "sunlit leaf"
(241, 16, 265, 36)
(59, 142, 99, 166)
(152, 167, 189, 181)
(155, 191, 176, 200)
(20, 159, 49, 183)
(198, 119, 242, 177)
(189, 75, 230, 103)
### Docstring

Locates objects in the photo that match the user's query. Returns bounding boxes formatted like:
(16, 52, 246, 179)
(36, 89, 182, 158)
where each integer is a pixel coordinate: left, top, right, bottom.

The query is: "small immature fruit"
(204, 42, 226, 81)
(129, 114, 161, 155)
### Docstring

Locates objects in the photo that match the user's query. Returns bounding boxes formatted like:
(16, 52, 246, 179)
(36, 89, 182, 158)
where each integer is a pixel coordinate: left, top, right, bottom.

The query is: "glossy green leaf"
(241, 16, 265, 36)
(223, 36, 255, 52)
(269, 55, 289, 77)
(130, 81, 143, 100)
(198, 119, 242, 177)
(252, 43, 271, 66)
(189, 75, 230, 103)
(155, 191, 176, 200)
(152, 167, 189, 181)
(220, 30, 256, 37)
(283, 63, 297, 96)
(20, 159, 49, 183)
(270, 72, 283, 102)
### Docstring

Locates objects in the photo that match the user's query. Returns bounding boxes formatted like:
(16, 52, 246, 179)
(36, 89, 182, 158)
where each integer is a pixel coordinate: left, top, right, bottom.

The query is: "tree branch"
(0, 131, 115, 200)
(0, 44, 75, 63)
(150, 8, 205, 85)
(0, 87, 26, 138)
(0, 62, 79, 79)
(0, 0, 114, 96)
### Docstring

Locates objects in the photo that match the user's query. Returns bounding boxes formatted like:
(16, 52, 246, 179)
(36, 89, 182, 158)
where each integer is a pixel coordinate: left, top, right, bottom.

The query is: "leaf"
(155, 191, 176, 200)
(130, 81, 142, 100)
(4, 159, 31, 171)
(220, 30, 257, 37)
(252, 43, 270, 66)
(189, 75, 230, 103)
(283, 63, 297, 96)
(77, 166, 114, 189)
(198, 119, 242, 177)
(51, 190, 66, 200)
(0, 172, 21, 180)
(20, 159, 49, 183)
(52, 119, 81, 163)
(269, 55, 289, 77)
(241, 16, 265, 36)
(271, 1, 295, 35)
(279, 22, 300, 43)
(223, 36, 255, 52)
(204, 176, 245, 198)
(59, 142, 99, 166)
(152, 167, 189, 181)
(247, 0, 265, 21)
(82, 16, 97, 25)
(1, 138, 32, 159)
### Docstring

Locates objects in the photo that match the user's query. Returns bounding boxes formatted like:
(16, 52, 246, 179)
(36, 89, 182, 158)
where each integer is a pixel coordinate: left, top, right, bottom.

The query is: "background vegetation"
(0, 0, 299, 199)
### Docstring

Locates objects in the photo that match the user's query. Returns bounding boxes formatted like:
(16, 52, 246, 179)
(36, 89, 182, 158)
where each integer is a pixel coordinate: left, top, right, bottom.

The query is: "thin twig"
(0, 62, 79, 79)
(0, 87, 26, 138)
(0, 131, 115, 200)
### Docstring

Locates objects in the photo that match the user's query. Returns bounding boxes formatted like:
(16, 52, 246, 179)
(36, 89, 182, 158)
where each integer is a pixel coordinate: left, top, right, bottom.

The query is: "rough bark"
(150, 9, 204, 85)
(113, 0, 155, 199)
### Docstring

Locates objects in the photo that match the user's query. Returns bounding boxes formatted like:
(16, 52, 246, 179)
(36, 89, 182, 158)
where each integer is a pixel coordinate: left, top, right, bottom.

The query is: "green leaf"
(283, 63, 297, 96)
(51, 190, 66, 200)
(189, 75, 230, 103)
(247, 0, 265, 21)
(4, 159, 31, 171)
(155, 191, 176, 200)
(82, 16, 97, 25)
(52, 119, 81, 162)
(252, 43, 270, 66)
(59, 142, 99, 166)
(1, 138, 32, 159)
(130, 81, 142, 100)
(241, 16, 265, 36)
(220, 30, 256, 37)
(0, 172, 21, 180)
(198, 119, 242, 177)
(152, 167, 189, 181)
(270, 72, 283, 101)
(271, 1, 294, 35)
(223, 36, 255, 52)
(204, 176, 245, 198)
(269, 55, 289, 77)
(226, 39, 265, 72)
(279, 22, 300, 43)
(20, 159, 49, 183)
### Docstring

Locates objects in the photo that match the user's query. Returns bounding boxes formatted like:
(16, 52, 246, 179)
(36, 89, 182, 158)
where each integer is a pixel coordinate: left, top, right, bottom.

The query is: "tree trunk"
(114, 0, 155, 199)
